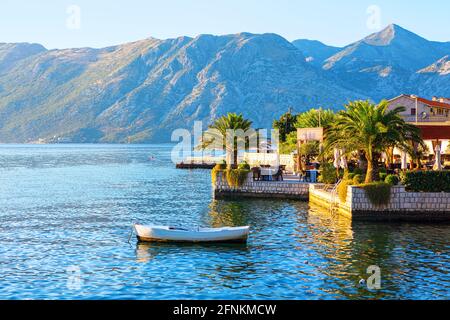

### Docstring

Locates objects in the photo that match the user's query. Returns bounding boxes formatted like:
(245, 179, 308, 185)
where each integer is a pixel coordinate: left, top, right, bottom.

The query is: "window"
(411, 108, 416, 116)
(438, 108, 444, 115)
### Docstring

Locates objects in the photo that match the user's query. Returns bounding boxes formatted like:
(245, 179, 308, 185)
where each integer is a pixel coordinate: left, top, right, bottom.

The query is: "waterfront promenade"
(213, 172, 450, 222)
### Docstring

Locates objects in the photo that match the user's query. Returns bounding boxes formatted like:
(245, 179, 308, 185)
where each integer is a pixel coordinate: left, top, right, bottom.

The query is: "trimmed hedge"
(338, 180, 353, 203)
(385, 174, 399, 186)
(211, 164, 224, 185)
(216, 160, 227, 170)
(319, 162, 337, 184)
(226, 169, 250, 188)
(360, 183, 392, 206)
(402, 171, 450, 192)
(353, 174, 364, 185)
(238, 161, 250, 170)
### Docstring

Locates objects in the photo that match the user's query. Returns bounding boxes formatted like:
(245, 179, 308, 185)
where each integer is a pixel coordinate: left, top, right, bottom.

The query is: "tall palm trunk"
(233, 147, 238, 168)
(365, 158, 373, 184)
(365, 144, 374, 184)
(358, 150, 367, 171)
(371, 158, 379, 182)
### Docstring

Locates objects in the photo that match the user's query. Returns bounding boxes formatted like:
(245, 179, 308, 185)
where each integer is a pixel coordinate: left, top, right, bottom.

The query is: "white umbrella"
(401, 151, 408, 170)
(333, 148, 341, 169)
(340, 149, 348, 170)
(433, 145, 442, 171)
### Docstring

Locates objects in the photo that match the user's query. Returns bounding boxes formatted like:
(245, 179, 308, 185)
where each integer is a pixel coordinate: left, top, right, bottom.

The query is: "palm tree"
(199, 113, 253, 167)
(273, 111, 298, 142)
(325, 100, 423, 183)
(296, 108, 336, 129)
(407, 142, 429, 169)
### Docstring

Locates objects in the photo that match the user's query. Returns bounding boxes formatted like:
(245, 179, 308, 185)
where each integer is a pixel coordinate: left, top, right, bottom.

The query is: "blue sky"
(1, 0, 449, 49)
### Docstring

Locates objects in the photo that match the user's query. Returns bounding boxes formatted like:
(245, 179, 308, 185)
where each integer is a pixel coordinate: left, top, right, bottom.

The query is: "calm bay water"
(0, 144, 448, 300)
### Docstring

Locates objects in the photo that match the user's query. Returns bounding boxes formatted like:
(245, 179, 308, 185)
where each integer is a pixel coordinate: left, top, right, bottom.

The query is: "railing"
(184, 156, 226, 164)
(329, 179, 342, 214)
(403, 116, 450, 123)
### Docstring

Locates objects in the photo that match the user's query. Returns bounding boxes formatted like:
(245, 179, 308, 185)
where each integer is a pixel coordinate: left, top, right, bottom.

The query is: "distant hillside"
(293, 24, 450, 101)
(0, 24, 449, 143)
(292, 39, 341, 66)
(0, 33, 360, 143)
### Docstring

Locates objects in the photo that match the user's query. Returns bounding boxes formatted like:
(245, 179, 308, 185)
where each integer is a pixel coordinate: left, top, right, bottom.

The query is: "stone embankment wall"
(214, 173, 310, 200)
(309, 184, 450, 221)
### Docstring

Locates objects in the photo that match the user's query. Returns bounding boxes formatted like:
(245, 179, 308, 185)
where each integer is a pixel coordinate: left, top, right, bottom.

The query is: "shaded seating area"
(251, 166, 284, 181)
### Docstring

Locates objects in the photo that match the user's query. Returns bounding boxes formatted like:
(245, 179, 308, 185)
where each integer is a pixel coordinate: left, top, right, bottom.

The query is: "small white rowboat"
(134, 224, 250, 243)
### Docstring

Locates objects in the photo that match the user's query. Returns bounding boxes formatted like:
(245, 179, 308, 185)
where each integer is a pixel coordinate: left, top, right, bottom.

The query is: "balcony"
(403, 115, 450, 124)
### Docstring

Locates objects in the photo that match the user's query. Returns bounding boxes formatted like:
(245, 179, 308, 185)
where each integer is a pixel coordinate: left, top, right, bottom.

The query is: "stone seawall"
(214, 173, 310, 200)
(310, 184, 450, 221)
(214, 173, 450, 221)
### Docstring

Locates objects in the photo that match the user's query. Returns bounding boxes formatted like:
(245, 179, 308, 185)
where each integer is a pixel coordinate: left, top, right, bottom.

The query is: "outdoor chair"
(251, 167, 261, 181)
(304, 171, 311, 182)
(298, 171, 305, 182)
(272, 167, 284, 181)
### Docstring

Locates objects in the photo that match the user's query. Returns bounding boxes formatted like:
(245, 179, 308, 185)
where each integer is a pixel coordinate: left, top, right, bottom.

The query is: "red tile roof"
(417, 97, 450, 110)
(389, 95, 450, 110)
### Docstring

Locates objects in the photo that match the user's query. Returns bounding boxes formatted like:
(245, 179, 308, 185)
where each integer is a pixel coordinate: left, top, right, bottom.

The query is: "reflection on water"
(135, 242, 249, 264)
(0, 144, 448, 300)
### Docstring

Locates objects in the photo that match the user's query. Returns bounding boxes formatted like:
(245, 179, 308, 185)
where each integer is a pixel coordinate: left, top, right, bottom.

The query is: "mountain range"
(0, 24, 449, 143)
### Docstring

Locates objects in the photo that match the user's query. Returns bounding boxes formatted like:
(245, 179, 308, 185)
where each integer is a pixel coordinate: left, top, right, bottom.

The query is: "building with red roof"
(387, 94, 450, 164)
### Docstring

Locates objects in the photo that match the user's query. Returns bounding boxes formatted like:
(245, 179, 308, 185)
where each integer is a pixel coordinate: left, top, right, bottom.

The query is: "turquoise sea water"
(0, 144, 448, 300)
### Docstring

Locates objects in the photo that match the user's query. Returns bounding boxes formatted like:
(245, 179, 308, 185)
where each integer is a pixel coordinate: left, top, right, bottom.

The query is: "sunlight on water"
(0, 144, 448, 300)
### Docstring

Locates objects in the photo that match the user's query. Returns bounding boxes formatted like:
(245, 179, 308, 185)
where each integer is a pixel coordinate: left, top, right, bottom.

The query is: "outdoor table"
(260, 168, 277, 181)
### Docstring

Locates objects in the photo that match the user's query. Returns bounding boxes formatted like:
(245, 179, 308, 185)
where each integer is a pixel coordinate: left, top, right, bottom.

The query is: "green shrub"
(338, 180, 353, 203)
(379, 167, 387, 174)
(379, 172, 387, 181)
(402, 171, 450, 192)
(353, 168, 364, 175)
(360, 183, 392, 206)
(338, 169, 352, 180)
(238, 161, 250, 170)
(226, 169, 250, 188)
(348, 173, 356, 180)
(319, 162, 337, 184)
(338, 169, 347, 179)
(211, 164, 225, 185)
(216, 160, 227, 170)
(353, 174, 364, 185)
(385, 174, 399, 186)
